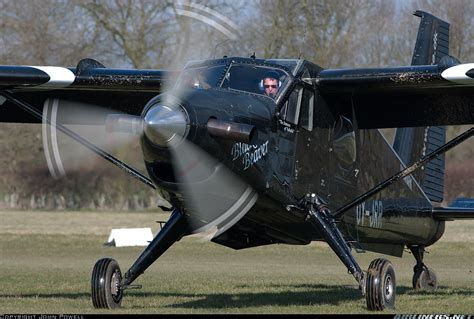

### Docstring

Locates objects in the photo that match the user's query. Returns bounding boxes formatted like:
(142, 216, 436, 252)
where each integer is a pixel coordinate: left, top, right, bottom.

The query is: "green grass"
(0, 211, 473, 314)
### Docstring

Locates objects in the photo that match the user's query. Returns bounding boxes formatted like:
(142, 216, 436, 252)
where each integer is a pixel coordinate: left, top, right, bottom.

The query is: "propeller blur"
(0, 10, 473, 312)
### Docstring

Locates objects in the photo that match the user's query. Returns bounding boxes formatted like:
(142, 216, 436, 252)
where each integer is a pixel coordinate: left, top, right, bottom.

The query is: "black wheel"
(91, 258, 123, 309)
(413, 267, 438, 291)
(365, 258, 396, 311)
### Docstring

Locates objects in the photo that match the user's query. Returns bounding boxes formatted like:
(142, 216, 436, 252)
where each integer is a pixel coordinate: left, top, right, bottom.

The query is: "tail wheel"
(91, 258, 123, 309)
(365, 258, 396, 311)
(413, 267, 438, 291)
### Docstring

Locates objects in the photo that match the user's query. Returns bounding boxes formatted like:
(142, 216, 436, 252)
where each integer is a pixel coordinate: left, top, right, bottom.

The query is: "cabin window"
(333, 116, 357, 165)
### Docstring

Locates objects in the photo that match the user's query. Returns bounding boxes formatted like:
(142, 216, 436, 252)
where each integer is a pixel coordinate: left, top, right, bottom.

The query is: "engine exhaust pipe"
(207, 118, 256, 144)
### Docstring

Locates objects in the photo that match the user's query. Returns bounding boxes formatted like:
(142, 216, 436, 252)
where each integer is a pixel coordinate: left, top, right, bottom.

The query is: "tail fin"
(393, 11, 449, 202)
(410, 10, 450, 65)
(394, 127, 446, 202)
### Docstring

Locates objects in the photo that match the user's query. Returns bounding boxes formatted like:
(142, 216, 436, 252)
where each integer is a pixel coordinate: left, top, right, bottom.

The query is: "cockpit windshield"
(174, 65, 227, 90)
(221, 64, 291, 100)
(174, 58, 300, 102)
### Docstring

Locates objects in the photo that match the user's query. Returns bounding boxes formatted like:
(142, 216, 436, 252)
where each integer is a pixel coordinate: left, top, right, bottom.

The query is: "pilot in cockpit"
(259, 71, 281, 98)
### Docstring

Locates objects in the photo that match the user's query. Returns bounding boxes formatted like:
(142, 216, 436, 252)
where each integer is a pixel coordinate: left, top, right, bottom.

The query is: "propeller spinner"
(104, 96, 258, 237)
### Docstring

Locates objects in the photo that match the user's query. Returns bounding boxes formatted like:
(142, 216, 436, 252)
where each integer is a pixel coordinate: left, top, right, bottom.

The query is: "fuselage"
(140, 57, 445, 256)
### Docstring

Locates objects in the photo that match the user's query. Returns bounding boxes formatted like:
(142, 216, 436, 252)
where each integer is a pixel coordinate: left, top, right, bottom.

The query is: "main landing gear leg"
(409, 245, 438, 291)
(91, 208, 188, 309)
(305, 194, 396, 311)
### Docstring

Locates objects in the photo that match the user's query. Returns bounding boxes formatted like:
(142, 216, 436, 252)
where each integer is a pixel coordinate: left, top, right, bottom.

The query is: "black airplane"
(1, 11, 473, 311)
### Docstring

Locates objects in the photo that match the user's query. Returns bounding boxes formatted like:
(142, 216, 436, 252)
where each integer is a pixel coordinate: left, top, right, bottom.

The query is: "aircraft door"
(292, 85, 320, 198)
(272, 82, 332, 202)
(275, 83, 329, 200)
(275, 86, 300, 185)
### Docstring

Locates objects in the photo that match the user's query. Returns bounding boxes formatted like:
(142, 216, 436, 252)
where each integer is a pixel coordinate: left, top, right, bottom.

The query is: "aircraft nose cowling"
(143, 103, 189, 147)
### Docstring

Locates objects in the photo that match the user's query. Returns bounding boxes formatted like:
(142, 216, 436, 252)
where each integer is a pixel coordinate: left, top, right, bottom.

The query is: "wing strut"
(334, 127, 474, 218)
(0, 91, 157, 190)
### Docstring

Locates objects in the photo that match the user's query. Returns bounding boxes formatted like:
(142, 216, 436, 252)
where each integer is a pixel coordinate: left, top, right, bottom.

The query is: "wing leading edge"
(0, 65, 172, 91)
(0, 61, 177, 123)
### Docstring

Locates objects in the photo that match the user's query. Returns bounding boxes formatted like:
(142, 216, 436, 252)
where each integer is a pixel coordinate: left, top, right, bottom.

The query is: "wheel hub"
(384, 274, 394, 301)
(110, 269, 122, 301)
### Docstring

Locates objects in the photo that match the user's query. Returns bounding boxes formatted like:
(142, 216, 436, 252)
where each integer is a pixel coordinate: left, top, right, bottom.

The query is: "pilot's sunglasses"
(264, 85, 277, 88)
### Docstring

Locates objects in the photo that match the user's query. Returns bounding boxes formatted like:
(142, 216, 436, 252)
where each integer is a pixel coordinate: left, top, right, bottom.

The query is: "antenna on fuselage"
(211, 39, 230, 59)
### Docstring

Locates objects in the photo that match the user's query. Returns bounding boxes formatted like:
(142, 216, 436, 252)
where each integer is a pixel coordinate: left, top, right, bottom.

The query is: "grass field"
(0, 210, 473, 314)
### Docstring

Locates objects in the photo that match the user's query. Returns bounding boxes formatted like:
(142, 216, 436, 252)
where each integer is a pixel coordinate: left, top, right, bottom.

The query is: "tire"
(91, 258, 123, 309)
(366, 258, 396, 311)
(413, 267, 438, 291)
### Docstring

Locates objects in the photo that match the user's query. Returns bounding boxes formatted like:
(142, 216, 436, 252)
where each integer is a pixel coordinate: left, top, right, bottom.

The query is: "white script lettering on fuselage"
(278, 119, 295, 134)
(231, 141, 269, 170)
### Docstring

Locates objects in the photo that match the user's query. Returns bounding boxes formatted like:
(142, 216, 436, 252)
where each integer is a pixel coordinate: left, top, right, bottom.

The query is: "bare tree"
(0, 0, 103, 66)
(241, 0, 397, 68)
(75, 0, 246, 69)
(412, 0, 474, 62)
(75, 0, 176, 68)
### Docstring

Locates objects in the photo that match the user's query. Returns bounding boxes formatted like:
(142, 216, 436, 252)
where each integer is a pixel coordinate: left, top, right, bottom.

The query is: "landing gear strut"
(91, 208, 188, 309)
(305, 194, 396, 311)
(409, 245, 438, 291)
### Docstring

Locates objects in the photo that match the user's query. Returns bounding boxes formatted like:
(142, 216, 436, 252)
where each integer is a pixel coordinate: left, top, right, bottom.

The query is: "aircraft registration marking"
(356, 200, 383, 229)
(231, 141, 269, 170)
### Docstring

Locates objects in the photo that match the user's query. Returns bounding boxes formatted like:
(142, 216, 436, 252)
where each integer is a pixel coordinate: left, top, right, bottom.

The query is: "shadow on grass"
(0, 292, 89, 299)
(1, 285, 472, 309)
(128, 284, 474, 310)
(402, 286, 474, 296)
(130, 284, 361, 309)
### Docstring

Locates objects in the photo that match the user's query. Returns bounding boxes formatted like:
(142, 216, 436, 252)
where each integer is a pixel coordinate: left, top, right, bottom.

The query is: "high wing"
(0, 58, 176, 123)
(315, 60, 474, 129)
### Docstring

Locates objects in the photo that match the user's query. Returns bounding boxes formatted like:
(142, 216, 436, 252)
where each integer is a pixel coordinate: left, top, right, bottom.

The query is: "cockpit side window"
(280, 85, 314, 130)
(282, 86, 302, 124)
(300, 88, 314, 131)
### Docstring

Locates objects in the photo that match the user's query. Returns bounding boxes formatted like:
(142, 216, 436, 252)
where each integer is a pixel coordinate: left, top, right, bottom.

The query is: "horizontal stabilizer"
(432, 198, 474, 220)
